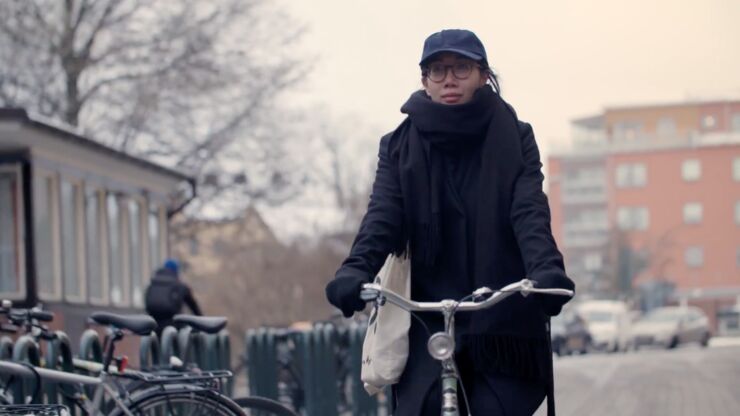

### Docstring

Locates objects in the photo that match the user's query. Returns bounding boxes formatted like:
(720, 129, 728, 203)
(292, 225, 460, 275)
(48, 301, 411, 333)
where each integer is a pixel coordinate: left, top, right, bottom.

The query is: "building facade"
(549, 100, 740, 328)
(0, 108, 194, 342)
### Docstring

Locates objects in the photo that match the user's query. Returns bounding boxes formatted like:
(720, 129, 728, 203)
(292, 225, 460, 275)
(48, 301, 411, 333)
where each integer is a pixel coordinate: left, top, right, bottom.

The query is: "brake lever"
(360, 288, 380, 302)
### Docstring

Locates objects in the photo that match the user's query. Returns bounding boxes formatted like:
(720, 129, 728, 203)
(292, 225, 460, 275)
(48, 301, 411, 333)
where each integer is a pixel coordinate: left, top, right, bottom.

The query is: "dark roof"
(0, 107, 192, 183)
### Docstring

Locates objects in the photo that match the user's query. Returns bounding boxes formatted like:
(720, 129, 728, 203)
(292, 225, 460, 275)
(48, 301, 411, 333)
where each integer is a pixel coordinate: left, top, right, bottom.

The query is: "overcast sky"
(265, 0, 740, 239)
(279, 0, 740, 155)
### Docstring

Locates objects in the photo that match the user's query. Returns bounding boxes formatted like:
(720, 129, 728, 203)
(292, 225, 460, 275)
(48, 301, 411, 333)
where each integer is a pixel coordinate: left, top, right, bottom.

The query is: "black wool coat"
(336, 103, 574, 415)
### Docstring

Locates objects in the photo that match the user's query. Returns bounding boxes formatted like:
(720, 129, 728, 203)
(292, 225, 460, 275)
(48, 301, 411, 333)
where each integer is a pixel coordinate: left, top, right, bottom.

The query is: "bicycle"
(0, 302, 296, 416)
(165, 315, 298, 416)
(0, 310, 246, 415)
(360, 278, 574, 416)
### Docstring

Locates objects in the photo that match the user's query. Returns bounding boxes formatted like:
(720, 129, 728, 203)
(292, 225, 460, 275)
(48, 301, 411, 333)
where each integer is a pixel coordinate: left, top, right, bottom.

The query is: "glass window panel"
(617, 208, 632, 230)
(129, 199, 143, 307)
(33, 174, 56, 297)
(657, 117, 676, 137)
(0, 171, 21, 294)
(86, 187, 104, 303)
(685, 246, 704, 268)
(60, 180, 81, 300)
(682, 159, 701, 182)
(633, 164, 647, 186)
(149, 206, 161, 273)
(636, 207, 649, 230)
(107, 194, 124, 305)
(615, 165, 630, 187)
(683, 202, 703, 225)
(732, 114, 740, 132)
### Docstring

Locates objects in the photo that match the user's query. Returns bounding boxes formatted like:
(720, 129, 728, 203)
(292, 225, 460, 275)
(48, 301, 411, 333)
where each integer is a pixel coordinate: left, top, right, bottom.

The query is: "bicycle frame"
(360, 278, 574, 416)
(0, 359, 129, 415)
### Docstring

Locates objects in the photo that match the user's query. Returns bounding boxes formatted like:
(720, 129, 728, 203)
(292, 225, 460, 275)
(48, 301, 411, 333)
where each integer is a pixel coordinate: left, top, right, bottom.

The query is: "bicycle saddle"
(89, 312, 157, 335)
(173, 315, 227, 334)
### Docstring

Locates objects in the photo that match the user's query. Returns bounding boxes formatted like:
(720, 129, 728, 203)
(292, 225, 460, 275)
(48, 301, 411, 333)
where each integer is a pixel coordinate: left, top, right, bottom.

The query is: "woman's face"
(422, 52, 487, 105)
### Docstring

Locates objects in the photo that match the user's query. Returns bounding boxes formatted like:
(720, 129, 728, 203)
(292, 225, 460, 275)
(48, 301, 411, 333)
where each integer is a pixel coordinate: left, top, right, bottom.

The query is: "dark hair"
(480, 61, 501, 94)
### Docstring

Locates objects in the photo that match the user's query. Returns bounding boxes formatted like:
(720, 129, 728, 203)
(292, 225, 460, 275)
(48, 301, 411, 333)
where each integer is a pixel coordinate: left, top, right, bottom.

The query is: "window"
(615, 163, 647, 188)
(33, 173, 59, 299)
(148, 204, 162, 273)
(683, 202, 703, 225)
(86, 187, 106, 304)
(682, 159, 701, 182)
(701, 115, 716, 130)
(0, 167, 25, 298)
(685, 246, 704, 268)
(107, 194, 126, 306)
(656, 117, 676, 137)
(736, 247, 740, 268)
(128, 199, 144, 307)
(736, 201, 740, 225)
(617, 207, 649, 231)
(732, 114, 740, 132)
(583, 253, 603, 271)
(613, 121, 643, 141)
(733, 158, 740, 182)
(60, 179, 84, 302)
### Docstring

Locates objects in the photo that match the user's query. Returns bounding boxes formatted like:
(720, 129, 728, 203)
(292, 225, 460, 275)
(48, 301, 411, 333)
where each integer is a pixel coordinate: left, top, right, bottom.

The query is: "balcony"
(562, 191, 607, 205)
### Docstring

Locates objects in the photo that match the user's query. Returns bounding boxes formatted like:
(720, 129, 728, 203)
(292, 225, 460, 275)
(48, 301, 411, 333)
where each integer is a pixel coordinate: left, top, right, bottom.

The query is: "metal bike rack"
(10, 335, 41, 404)
(44, 332, 76, 414)
(139, 331, 161, 369)
(245, 327, 280, 401)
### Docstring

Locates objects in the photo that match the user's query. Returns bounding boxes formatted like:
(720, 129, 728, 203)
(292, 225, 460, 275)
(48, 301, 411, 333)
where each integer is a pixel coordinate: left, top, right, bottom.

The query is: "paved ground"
(534, 343, 740, 415)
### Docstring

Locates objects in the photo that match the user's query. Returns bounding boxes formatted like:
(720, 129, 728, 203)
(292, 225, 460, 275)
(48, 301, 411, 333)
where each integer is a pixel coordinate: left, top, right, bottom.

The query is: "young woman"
(326, 29, 575, 416)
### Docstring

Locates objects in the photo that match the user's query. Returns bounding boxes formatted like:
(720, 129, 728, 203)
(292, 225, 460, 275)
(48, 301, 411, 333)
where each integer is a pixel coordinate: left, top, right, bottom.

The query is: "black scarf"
(394, 85, 520, 270)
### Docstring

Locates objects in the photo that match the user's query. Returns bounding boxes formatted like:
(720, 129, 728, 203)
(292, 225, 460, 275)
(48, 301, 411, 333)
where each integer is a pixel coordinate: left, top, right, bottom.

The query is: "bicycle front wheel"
(109, 385, 245, 416)
(232, 396, 298, 416)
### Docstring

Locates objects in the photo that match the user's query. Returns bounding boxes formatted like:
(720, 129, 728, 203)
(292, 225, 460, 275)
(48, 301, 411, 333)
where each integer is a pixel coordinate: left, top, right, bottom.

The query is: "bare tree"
(0, 0, 309, 212)
(600, 227, 678, 296)
(300, 109, 378, 231)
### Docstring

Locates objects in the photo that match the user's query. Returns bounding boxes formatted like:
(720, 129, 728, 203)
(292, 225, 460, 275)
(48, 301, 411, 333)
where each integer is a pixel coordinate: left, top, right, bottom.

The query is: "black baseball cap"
(419, 29, 488, 66)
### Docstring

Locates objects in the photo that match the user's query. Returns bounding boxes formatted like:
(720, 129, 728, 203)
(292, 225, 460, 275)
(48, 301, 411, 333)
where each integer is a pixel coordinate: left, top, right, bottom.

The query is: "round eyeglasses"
(424, 62, 481, 82)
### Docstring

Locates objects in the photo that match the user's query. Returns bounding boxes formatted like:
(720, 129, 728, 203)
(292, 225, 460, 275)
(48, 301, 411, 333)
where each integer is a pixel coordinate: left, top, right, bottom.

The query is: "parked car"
(629, 306, 711, 350)
(551, 310, 592, 356)
(577, 300, 632, 352)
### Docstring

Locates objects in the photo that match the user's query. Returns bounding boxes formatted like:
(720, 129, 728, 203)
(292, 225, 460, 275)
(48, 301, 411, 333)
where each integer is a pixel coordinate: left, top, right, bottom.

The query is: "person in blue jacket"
(145, 259, 202, 334)
(325, 29, 575, 415)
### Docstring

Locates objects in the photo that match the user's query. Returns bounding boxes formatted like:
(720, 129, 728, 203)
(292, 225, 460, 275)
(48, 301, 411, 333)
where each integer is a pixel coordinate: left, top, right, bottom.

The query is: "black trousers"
(417, 372, 546, 416)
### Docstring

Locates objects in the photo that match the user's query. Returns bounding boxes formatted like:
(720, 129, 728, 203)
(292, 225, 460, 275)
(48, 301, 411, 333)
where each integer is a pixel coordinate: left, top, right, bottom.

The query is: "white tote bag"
(361, 253, 411, 395)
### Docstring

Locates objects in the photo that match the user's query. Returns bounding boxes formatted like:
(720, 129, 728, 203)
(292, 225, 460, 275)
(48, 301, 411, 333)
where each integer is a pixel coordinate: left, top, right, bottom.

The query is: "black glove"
(325, 275, 367, 318)
(533, 272, 575, 317)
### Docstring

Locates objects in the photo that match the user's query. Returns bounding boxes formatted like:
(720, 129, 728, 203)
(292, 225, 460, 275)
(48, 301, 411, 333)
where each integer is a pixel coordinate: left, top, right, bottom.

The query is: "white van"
(577, 300, 632, 352)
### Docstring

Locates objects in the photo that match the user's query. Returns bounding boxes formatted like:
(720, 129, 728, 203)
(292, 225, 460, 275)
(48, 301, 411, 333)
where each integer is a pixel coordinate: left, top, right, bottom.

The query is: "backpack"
(144, 270, 184, 317)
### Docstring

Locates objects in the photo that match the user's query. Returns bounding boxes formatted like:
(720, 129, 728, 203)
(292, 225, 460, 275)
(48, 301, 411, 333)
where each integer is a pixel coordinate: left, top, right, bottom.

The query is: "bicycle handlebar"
(360, 278, 573, 313)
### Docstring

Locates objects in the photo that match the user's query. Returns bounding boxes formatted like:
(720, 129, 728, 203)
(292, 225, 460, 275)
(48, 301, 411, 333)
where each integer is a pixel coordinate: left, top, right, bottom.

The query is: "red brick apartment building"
(548, 100, 740, 328)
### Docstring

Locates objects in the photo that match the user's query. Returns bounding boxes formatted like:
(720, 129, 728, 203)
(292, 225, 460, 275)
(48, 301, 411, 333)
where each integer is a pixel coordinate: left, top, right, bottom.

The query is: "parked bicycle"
(0, 302, 297, 416)
(166, 315, 298, 416)
(360, 278, 574, 416)
(0, 307, 245, 414)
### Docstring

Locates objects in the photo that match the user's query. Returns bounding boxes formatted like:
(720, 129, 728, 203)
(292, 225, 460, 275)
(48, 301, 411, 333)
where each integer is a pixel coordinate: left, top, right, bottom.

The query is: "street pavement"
(534, 342, 740, 415)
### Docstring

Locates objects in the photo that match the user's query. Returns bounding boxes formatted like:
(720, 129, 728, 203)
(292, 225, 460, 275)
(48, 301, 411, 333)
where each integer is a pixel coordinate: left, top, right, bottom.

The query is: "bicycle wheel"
(108, 385, 244, 416)
(232, 397, 298, 416)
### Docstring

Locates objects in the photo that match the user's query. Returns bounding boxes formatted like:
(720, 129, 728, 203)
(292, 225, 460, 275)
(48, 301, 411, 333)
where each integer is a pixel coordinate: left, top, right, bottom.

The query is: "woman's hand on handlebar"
(325, 274, 368, 318)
